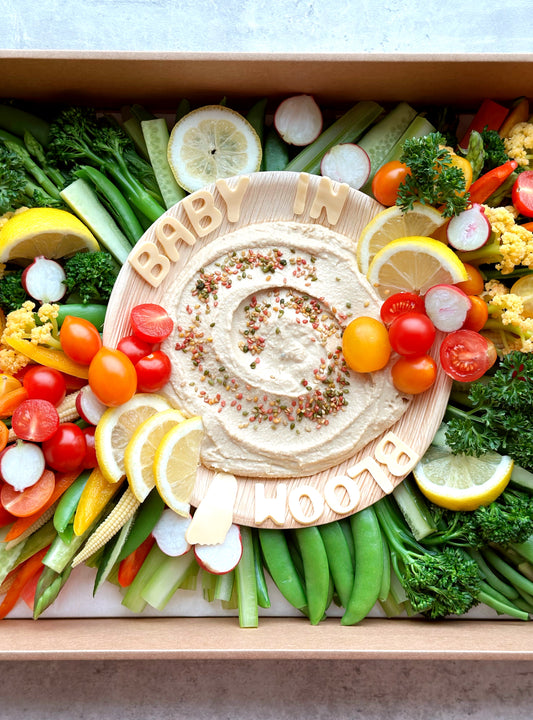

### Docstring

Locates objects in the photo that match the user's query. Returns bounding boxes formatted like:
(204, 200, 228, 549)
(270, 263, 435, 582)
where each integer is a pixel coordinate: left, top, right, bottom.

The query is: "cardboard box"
(0, 50, 532, 660)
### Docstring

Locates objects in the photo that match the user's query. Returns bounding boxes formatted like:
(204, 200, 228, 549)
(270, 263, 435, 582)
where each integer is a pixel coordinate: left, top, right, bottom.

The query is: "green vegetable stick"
(234, 526, 258, 628)
(141, 118, 186, 208)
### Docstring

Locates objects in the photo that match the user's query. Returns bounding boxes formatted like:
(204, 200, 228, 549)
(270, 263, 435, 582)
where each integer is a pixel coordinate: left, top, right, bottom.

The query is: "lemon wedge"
(413, 445, 514, 511)
(95, 393, 173, 484)
(167, 105, 262, 193)
(153, 416, 204, 517)
(0, 207, 99, 263)
(124, 408, 186, 502)
(367, 235, 468, 299)
(357, 203, 446, 274)
(511, 274, 533, 318)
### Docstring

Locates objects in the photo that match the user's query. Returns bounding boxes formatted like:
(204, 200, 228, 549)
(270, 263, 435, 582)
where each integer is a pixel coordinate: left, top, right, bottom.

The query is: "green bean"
(478, 581, 529, 621)
(116, 488, 165, 563)
(482, 546, 533, 598)
(318, 521, 354, 608)
(251, 529, 271, 609)
(294, 526, 330, 625)
(341, 505, 383, 626)
(258, 528, 307, 612)
(53, 470, 91, 535)
(468, 548, 519, 601)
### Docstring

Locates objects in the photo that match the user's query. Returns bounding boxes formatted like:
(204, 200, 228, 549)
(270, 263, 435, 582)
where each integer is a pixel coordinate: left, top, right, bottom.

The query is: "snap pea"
(341, 505, 383, 626)
(116, 488, 165, 563)
(263, 127, 290, 172)
(251, 529, 271, 609)
(56, 304, 107, 331)
(318, 521, 354, 609)
(378, 529, 391, 603)
(246, 98, 268, 144)
(258, 528, 307, 612)
(339, 518, 356, 567)
(294, 526, 330, 625)
(53, 470, 91, 535)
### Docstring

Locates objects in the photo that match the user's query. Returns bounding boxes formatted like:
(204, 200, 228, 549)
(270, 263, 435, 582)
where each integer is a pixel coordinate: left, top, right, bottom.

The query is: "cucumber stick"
(141, 118, 186, 208)
(383, 114, 436, 165)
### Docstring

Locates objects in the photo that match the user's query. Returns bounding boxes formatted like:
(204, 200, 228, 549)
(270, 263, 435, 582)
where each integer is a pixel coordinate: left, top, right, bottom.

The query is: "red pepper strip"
(0, 546, 49, 619)
(3, 470, 81, 543)
(460, 98, 509, 149)
(118, 535, 156, 588)
(468, 160, 518, 205)
(20, 565, 45, 611)
(521, 221, 533, 232)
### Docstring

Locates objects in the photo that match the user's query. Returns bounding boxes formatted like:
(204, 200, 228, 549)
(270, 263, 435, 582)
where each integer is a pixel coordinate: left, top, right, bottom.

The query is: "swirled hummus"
(162, 221, 410, 478)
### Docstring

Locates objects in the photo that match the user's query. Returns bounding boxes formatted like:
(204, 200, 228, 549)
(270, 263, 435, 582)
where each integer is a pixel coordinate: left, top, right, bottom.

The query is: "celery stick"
(392, 477, 437, 541)
(214, 569, 235, 603)
(121, 543, 167, 613)
(379, 592, 406, 618)
(180, 561, 200, 591)
(141, 551, 197, 611)
(234, 526, 258, 628)
(202, 569, 217, 603)
(141, 118, 186, 208)
(13, 520, 57, 567)
(123, 117, 150, 161)
(284, 101, 384, 175)
(43, 513, 103, 574)
(60, 179, 132, 264)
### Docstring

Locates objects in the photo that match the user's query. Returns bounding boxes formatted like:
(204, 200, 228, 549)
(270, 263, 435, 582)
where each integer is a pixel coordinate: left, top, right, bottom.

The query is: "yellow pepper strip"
(4, 336, 89, 379)
(73, 466, 125, 536)
(0, 373, 22, 396)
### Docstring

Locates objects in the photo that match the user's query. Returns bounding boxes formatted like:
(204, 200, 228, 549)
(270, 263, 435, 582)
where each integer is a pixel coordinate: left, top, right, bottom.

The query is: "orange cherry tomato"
(371, 161, 411, 206)
(463, 295, 489, 332)
(0, 387, 29, 419)
(455, 263, 485, 296)
(88, 347, 137, 407)
(1, 469, 56, 517)
(60, 316, 103, 366)
(342, 317, 391, 373)
(0, 373, 22, 397)
(391, 355, 437, 395)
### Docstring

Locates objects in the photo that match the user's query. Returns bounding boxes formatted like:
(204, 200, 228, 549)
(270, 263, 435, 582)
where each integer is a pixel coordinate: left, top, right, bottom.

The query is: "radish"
(274, 95, 323, 146)
(320, 143, 371, 190)
(0, 441, 46, 491)
(152, 509, 192, 557)
(76, 385, 108, 425)
(21, 256, 66, 304)
(424, 284, 472, 332)
(194, 523, 243, 575)
(447, 204, 491, 251)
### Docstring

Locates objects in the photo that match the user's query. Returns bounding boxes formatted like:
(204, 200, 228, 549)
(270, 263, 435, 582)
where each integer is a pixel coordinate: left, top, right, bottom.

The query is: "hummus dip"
(162, 221, 410, 478)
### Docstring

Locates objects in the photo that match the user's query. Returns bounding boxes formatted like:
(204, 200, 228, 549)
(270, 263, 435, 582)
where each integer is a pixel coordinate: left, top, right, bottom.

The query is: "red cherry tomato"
(60, 316, 103, 366)
(512, 171, 533, 218)
(23, 366, 67, 406)
(371, 161, 411, 206)
(135, 351, 172, 393)
(388, 312, 436, 356)
(0, 469, 56, 517)
(391, 355, 437, 394)
(88, 347, 137, 407)
(380, 292, 426, 326)
(130, 303, 174, 344)
(463, 295, 489, 332)
(440, 329, 497, 382)
(42, 423, 87, 473)
(342, 317, 391, 373)
(81, 426, 97, 469)
(117, 334, 154, 365)
(11, 399, 60, 442)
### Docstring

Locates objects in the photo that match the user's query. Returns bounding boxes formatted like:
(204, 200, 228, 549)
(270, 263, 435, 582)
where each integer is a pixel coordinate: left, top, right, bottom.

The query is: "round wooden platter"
(104, 171, 452, 529)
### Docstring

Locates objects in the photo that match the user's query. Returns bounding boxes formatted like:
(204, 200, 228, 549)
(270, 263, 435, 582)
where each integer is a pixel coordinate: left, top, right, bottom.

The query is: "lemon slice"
(0, 207, 99, 263)
(95, 393, 173, 484)
(511, 275, 533, 318)
(413, 445, 514, 511)
(357, 203, 446, 273)
(167, 105, 262, 193)
(124, 408, 186, 502)
(154, 416, 204, 516)
(367, 235, 468, 299)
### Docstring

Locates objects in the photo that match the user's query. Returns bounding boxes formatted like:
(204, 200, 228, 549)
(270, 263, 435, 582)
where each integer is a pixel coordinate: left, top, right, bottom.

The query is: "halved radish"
(152, 509, 192, 557)
(76, 385, 108, 425)
(194, 523, 243, 575)
(21, 256, 66, 303)
(0, 441, 46, 491)
(447, 204, 491, 251)
(424, 284, 472, 332)
(274, 95, 323, 146)
(320, 143, 371, 189)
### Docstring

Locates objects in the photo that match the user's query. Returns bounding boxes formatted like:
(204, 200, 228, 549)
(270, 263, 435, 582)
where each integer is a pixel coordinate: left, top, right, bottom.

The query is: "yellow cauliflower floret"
(504, 122, 533, 167)
(483, 205, 533, 274)
(484, 282, 533, 354)
(0, 348, 29, 374)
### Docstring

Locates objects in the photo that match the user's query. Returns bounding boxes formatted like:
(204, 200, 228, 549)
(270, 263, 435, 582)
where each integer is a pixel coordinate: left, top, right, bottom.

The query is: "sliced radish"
(0, 441, 46, 491)
(447, 204, 491, 251)
(274, 95, 323, 146)
(194, 523, 243, 575)
(21, 256, 66, 304)
(424, 284, 472, 332)
(320, 143, 371, 190)
(152, 509, 192, 557)
(76, 385, 108, 425)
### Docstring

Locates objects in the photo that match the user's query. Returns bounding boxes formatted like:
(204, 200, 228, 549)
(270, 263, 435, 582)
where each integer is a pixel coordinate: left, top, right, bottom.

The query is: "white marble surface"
(2, 2, 533, 719)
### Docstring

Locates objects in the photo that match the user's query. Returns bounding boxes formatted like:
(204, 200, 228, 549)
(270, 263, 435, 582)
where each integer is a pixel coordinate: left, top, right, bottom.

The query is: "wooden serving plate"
(104, 171, 451, 529)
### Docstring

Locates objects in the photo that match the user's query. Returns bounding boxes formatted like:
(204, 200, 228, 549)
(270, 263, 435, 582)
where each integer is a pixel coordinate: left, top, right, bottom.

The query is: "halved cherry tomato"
(512, 171, 533, 217)
(380, 292, 426, 326)
(463, 295, 489, 332)
(456, 263, 485, 296)
(371, 161, 411, 206)
(135, 351, 172, 393)
(117, 334, 154, 365)
(342, 317, 391, 373)
(60, 316, 103, 366)
(23, 366, 66, 406)
(1, 469, 56, 517)
(388, 312, 436, 356)
(440, 329, 497, 382)
(130, 303, 174, 344)
(88, 347, 137, 407)
(391, 355, 437, 394)
(11, 399, 60, 442)
(42, 423, 87, 473)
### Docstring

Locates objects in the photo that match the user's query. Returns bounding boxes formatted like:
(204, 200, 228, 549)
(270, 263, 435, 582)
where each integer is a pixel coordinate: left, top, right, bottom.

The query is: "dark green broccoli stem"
(482, 265, 533, 281)
(0, 104, 50, 147)
(477, 581, 529, 620)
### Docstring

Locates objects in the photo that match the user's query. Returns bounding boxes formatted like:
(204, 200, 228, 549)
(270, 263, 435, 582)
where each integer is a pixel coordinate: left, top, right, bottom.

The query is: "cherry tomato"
(60, 316, 103, 366)
(463, 295, 489, 332)
(42, 423, 87, 473)
(342, 317, 391, 373)
(88, 347, 137, 407)
(388, 312, 436, 356)
(455, 263, 485, 296)
(1, 469, 55, 517)
(11, 399, 60, 442)
(380, 292, 426, 326)
(440, 329, 497, 382)
(23, 366, 67, 406)
(446, 153, 473, 193)
(0, 373, 21, 396)
(81, 426, 97, 469)
(512, 171, 533, 218)
(117, 334, 154, 365)
(391, 355, 437, 394)
(135, 351, 172, 393)
(371, 161, 411, 206)
(130, 303, 174, 344)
